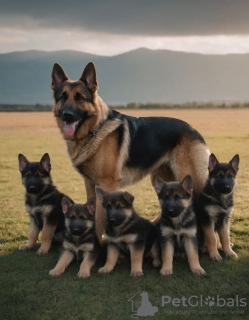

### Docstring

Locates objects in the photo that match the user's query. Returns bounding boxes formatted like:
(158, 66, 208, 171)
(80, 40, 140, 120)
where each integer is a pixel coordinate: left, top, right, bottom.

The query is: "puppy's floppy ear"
(86, 198, 96, 216)
(123, 192, 134, 205)
(51, 63, 68, 91)
(40, 153, 51, 172)
(181, 175, 193, 194)
(18, 154, 29, 172)
(229, 154, 239, 173)
(208, 153, 219, 172)
(80, 62, 98, 92)
(95, 186, 109, 204)
(61, 197, 74, 214)
(154, 176, 165, 194)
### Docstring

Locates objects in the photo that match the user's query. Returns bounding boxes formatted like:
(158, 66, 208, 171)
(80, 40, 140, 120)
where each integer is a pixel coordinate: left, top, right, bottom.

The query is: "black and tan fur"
(155, 175, 205, 275)
(96, 187, 160, 277)
(51, 62, 210, 241)
(194, 153, 239, 261)
(49, 198, 100, 278)
(18, 153, 68, 254)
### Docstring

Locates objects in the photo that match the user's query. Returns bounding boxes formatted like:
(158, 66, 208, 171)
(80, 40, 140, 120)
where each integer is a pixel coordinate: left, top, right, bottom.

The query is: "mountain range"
(1, 48, 249, 104)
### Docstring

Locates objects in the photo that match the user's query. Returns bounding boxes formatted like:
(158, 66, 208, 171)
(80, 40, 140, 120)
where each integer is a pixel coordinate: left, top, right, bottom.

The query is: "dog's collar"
(88, 119, 107, 139)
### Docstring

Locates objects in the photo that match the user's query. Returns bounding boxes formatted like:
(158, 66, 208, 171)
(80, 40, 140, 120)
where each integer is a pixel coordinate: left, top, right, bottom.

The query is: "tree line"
(0, 102, 249, 112)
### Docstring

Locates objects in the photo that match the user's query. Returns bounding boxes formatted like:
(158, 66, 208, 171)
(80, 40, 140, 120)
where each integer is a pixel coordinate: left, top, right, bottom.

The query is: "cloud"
(1, 0, 249, 36)
(1, 0, 249, 55)
(1, 25, 249, 56)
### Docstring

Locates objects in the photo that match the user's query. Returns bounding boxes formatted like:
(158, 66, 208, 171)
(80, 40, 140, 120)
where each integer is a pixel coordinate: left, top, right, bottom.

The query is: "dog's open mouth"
(61, 108, 89, 137)
(63, 121, 80, 137)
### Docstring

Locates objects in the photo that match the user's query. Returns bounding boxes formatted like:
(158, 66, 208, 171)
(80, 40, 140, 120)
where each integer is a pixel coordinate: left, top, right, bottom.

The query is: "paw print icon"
(204, 296, 215, 307)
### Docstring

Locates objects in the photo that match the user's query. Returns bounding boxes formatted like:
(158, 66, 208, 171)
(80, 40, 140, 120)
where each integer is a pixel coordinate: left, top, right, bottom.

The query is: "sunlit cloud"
(1, 27, 249, 56)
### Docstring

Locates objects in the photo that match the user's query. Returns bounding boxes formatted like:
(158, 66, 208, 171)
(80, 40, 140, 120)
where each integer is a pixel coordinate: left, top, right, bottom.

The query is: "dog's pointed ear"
(51, 63, 68, 91)
(208, 153, 219, 172)
(61, 197, 74, 214)
(123, 192, 134, 205)
(154, 176, 165, 194)
(18, 154, 29, 172)
(96, 186, 109, 204)
(86, 198, 96, 216)
(229, 154, 239, 173)
(181, 175, 193, 194)
(80, 62, 98, 92)
(40, 153, 51, 172)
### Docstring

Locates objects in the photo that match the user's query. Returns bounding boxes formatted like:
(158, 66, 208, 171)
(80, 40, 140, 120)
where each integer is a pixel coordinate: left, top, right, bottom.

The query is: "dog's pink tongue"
(63, 122, 76, 136)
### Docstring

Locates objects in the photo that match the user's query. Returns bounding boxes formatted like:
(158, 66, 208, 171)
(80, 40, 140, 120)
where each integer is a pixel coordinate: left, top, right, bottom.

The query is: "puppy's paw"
(36, 246, 49, 255)
(225, 249, 238, 259)
(191, 266, 206, 275)
(49, 268, 64, 277)
(160, 268, 173, 276)
(98, 266, 113, 274)
(130, 270, 144, 277)
(19, 243, 32, 250)
(77, 270, 90, 278)
(209, 252, 222, 262)
(152, 259, 161, 268)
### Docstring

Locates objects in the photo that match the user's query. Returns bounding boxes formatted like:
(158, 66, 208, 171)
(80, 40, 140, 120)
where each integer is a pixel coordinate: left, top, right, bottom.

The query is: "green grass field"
(0, 110, 248, 320)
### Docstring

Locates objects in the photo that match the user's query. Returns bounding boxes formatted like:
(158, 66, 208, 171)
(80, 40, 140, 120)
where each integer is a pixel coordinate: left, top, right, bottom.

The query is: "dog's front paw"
(36, 246, 49, 255)
(152, 259, 161, 268)
(191, 266, 206, 275)
(19, 243, 32, 250)
(49, 268, 64, 277)
(160, 267, 173, 276)
(130, 270, 143, 277)
(209, 251, 222, 262)
(224, 249, 238, 259)
(78, 269, 90, 278)
(98, 266, 113, 274)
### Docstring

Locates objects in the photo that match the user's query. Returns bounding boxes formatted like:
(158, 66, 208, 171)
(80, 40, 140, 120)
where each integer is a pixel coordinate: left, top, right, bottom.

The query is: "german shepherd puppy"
(154, 175, 205, 275)
(51, 62, 210, 241)
(18, 153, 68, 254)
(49, 197, 100, 278)
(96, 187, 160, 277)
(194, 153, 239, 261)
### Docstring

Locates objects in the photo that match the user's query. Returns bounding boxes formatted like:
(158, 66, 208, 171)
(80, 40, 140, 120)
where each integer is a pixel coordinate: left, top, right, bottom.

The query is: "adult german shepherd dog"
(51, 62, 210, 241)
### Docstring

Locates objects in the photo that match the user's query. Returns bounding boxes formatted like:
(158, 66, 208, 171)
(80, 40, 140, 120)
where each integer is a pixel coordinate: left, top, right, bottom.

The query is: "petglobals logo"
(128, 291, 158, 318)
(128, 292, 247, 318)
(161, 295, 247, 308)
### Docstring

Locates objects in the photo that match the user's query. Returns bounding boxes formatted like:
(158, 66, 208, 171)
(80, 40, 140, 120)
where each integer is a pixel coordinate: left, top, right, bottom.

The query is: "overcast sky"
(1, 0, 249, 55)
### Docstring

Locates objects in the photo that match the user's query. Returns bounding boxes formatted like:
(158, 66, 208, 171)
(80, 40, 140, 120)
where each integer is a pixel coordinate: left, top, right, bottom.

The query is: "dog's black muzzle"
(60, 106, 89, 125)
(61, 106, 79, 123)
(214, 178, 234, 194)
(62, 109, 75, 123)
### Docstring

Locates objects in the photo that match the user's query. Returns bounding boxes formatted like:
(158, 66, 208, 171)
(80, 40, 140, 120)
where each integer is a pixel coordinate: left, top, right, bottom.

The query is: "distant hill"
(1, 48, 249, 104)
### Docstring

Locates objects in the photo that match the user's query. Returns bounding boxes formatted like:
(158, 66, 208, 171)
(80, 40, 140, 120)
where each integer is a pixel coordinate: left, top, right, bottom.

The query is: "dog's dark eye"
(175, 195, 182, 200)
(116, 204, 123, 210)
(217, 173, 223, 179)
(60, 92, 67, 102)
(37, 173, 45, 177)
(75, 93, 85, 102)
(105, 204, 111, 211)
(70, 216, 76, 220)
(80, 216, 86, 221)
